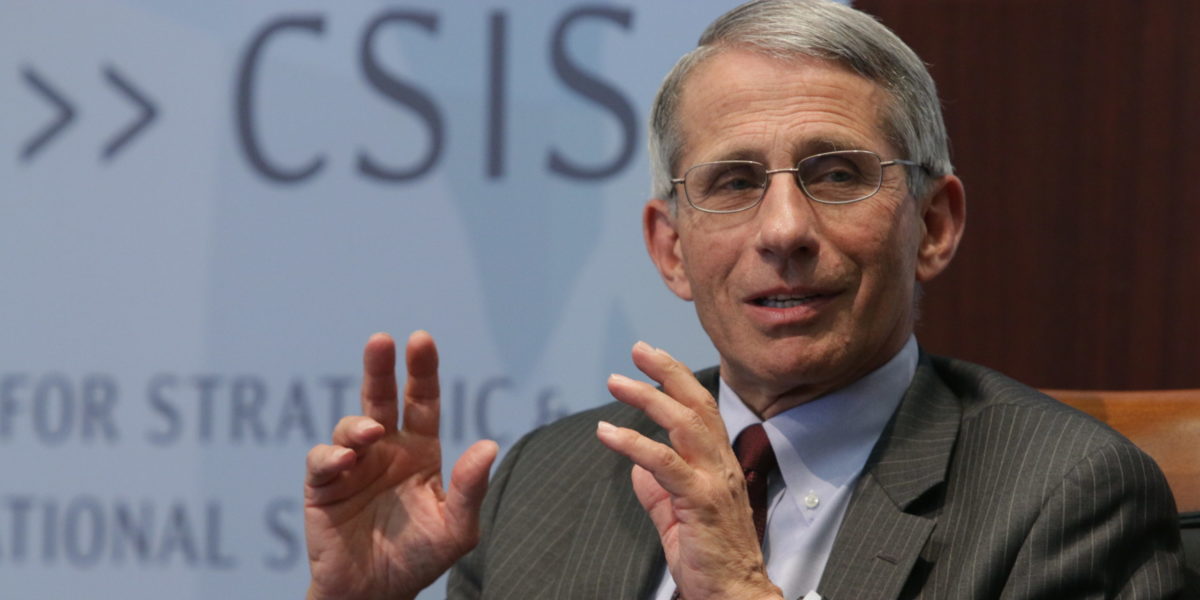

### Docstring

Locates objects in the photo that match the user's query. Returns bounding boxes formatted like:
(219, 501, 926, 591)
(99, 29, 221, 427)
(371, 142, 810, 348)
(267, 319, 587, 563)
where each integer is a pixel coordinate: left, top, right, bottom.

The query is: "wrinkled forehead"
(673, 47, 895, 165)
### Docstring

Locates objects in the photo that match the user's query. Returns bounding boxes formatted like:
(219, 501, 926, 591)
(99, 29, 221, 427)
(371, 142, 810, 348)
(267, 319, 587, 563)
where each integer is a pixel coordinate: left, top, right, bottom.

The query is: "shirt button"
(804, 491, 820, 509)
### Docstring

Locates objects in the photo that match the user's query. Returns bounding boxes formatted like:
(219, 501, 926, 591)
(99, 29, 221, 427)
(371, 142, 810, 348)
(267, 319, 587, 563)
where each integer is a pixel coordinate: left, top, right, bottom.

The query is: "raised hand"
(304, 331, 498, 600)
(596, 342, 783, 600)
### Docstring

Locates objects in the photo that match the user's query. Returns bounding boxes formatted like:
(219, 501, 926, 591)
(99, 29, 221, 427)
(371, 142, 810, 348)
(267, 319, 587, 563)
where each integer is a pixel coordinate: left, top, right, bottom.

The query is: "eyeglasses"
(670, 150, 924, 214)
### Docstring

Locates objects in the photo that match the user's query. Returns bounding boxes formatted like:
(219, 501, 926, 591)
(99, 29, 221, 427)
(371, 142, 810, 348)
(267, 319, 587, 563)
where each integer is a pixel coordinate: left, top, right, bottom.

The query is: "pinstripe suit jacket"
(447, 353, 1186, 599)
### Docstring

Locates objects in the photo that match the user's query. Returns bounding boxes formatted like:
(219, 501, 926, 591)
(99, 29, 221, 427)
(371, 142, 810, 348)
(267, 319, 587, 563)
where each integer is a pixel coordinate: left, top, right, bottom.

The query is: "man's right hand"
(304, 331, 499, 600)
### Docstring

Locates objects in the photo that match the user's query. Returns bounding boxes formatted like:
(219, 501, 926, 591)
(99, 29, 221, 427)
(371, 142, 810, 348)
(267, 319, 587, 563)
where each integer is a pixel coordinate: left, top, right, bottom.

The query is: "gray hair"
(648, 0, 952, 202)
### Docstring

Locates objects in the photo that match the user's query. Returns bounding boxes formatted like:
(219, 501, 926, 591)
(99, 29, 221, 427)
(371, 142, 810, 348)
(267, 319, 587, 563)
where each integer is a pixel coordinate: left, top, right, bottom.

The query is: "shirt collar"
(718, 335, 919, 491)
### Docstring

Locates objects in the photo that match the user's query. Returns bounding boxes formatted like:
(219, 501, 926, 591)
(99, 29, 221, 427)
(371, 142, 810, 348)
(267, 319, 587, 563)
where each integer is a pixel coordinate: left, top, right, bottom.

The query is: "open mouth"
(752, 294, 825, 308)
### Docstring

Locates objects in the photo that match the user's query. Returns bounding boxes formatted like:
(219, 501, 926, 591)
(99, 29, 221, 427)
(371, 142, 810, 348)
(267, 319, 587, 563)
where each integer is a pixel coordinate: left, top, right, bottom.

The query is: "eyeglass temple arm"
(883, 159, 932, 174)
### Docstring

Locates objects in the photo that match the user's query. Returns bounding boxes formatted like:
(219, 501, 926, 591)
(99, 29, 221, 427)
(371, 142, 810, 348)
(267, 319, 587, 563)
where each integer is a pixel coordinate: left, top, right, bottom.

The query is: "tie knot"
(732, 423, 777, 475)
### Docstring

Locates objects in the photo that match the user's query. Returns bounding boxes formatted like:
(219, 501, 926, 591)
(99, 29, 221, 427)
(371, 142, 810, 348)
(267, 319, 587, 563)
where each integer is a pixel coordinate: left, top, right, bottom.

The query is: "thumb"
(631, 464, 676, 534)
(445, 439, 499, 543)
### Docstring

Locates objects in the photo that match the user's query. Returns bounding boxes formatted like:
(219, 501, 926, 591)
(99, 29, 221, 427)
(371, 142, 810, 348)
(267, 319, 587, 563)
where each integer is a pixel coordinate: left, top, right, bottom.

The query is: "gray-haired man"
(304, 1, 1186, 598)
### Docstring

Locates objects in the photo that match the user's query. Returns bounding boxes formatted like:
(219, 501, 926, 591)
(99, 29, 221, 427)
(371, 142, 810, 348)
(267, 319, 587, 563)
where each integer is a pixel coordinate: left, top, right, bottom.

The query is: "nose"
(754, 170, 819, 261)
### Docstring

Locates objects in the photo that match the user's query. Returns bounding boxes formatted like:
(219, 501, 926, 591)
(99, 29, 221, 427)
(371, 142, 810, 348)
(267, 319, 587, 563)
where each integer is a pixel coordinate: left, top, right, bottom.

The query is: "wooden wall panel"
(854, 0, 1200, 388)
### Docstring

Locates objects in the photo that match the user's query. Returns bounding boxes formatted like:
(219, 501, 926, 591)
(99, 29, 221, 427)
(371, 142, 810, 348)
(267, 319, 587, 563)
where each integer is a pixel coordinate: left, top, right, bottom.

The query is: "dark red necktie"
(672, 423, 777, 599)
(733, 423, 777, 544)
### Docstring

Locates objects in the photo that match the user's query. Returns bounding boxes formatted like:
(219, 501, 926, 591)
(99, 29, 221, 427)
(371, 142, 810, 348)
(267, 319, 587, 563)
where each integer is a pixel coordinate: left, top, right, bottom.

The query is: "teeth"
(758, 295, 819, 308)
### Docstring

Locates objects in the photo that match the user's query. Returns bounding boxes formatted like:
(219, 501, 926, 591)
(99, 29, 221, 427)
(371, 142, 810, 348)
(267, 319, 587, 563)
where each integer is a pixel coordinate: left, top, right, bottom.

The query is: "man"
(304, 1, 1186, 598)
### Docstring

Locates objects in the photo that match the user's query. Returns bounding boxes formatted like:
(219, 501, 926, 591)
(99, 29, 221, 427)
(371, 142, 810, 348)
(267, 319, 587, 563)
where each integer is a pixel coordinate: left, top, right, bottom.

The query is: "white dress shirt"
(649, 336, 918, 600)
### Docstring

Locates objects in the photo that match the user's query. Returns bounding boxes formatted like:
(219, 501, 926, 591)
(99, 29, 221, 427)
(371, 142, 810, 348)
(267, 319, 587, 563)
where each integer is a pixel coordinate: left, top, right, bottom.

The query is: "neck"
(720, 336, 915, 420)
(726, 378, 828, 420)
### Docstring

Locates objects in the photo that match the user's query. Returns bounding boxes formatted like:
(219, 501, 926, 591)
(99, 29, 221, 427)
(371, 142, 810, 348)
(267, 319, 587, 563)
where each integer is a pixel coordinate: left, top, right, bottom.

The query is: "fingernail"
(609, 373, 632, 384)
(635, 340, 671, 358)
(597, 420, 617, 435)
(358, 421, 383, 436)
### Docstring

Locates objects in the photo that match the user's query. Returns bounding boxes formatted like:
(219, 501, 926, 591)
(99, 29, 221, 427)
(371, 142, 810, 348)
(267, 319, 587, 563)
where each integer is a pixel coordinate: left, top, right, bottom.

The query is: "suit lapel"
(817, 353, 962, 600)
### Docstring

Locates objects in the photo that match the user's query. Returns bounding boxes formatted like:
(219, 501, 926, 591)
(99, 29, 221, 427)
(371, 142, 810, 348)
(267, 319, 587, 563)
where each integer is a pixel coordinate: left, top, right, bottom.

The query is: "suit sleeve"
(1003, 439, 1186, 599)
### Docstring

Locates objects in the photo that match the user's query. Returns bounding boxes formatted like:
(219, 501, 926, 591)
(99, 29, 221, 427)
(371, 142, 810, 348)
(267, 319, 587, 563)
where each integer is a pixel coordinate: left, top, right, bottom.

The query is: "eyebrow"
(791, 136, 867, 157)
(702, 136, 876, 164)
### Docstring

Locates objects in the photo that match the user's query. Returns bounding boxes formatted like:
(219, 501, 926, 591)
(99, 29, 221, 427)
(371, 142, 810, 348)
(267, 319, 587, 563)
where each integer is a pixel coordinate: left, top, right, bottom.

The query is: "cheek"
(828, 205, 922, 293)
(866, 230, 922, 303)
(679, 242, 718, 293)
(679, 235, 743, 304)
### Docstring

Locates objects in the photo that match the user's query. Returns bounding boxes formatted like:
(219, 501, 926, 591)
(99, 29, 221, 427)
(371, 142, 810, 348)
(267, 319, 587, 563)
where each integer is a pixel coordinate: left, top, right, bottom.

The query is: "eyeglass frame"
(669, 149, 928, 214)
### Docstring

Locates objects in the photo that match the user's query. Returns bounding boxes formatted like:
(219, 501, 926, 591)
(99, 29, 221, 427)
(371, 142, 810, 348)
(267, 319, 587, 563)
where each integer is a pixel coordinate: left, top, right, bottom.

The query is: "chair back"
(1043, 389, 1200, 513)
(1044, 388, 1200, 592)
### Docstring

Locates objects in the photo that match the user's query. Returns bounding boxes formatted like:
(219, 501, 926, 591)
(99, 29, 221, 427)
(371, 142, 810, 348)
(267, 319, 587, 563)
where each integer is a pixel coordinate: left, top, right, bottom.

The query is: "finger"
(330, 415, 386, 448)
(305, 443, 356, 488)
(632, 341, 726, 439)
(596, 421, 697, 497)
(444, 440, 499, 546)
(607, 373, 724, 466)
(361, 333, 400, 432)
(401, 330, 442, 438)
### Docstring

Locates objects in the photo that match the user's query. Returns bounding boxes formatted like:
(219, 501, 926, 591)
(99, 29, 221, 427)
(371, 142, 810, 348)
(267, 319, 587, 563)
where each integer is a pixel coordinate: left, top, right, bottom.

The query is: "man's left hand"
(596, 341, 783, 600)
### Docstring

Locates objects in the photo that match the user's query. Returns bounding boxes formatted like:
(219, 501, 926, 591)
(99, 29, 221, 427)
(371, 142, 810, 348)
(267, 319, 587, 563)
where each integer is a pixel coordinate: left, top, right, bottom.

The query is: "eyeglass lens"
(685, 151, 884, 211)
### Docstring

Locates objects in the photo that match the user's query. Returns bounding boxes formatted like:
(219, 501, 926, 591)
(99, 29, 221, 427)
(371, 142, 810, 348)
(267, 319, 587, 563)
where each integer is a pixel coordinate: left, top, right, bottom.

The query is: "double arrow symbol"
(21, 65, 159, 163)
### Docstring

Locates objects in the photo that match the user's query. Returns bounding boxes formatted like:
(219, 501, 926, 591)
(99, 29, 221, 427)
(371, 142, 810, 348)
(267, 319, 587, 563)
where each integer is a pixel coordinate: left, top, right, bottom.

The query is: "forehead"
(675, 49, 893, 165)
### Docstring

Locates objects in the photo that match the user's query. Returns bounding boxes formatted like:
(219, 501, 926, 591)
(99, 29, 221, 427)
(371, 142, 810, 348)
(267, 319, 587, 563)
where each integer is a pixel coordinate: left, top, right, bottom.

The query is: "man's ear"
(643, 198, 693, 301)
(915, 174, 967, 282)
